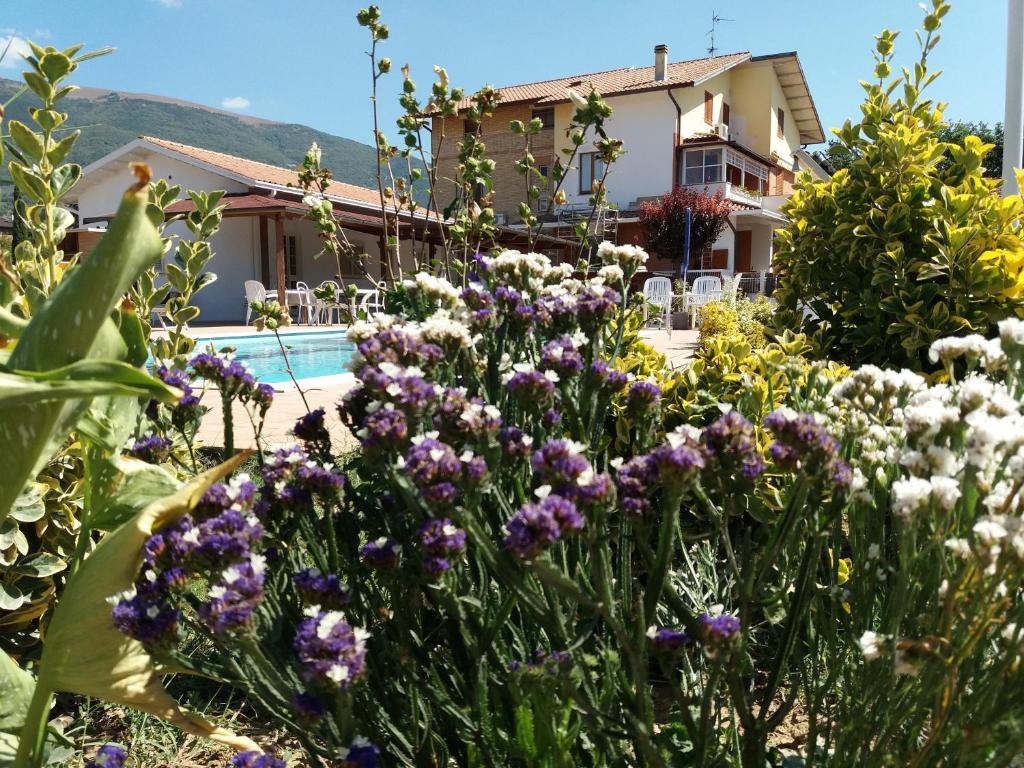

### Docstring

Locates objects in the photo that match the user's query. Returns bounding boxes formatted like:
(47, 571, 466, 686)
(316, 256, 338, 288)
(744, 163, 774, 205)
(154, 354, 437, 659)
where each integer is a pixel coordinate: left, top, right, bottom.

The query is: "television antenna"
(706, 11, 734, 57)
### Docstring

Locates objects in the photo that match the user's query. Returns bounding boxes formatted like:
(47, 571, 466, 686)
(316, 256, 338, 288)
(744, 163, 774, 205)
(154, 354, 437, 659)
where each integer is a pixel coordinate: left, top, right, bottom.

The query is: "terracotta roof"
(140, 136, 383, 206)
(463, 52, 751, 108)
(164, 193, 305, 216)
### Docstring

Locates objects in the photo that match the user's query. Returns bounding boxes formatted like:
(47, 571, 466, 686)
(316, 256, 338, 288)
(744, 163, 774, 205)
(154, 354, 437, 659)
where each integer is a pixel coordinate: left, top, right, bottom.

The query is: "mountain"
(0, 78, 389, 211)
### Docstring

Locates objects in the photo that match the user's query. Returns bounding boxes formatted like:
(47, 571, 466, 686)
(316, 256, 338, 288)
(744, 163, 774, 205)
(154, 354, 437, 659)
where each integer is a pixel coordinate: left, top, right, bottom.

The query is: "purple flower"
(341, 738, 382, 768)
(625, 380, 662, 418)
(291, 691, 326, 721)
(86, 745, 127, 768)
(590, 360, 630, 394)
(542, 409, 562, 428)
(110, 584, 179, 647)
(702, 411, 766, 480)
(504, 495, 582, 559)
(357, 328, 442, 369)
(419, 519, 467, 557)
(295, 567, 351, 609)
(647, 432, 707, 489)
(294, 610, 369, 688)
(358, 406, 409, 453)
(540, 337, 584, 377)
(127, 434, 173, 464)
(150, 364, 202, 424)
(615, 455, 656, 517)
(260, 446, 344, 515)
(358, 364, 439, 417)
(198, 554, 266, 635)
(700, 613, 741, 641)
(293, 407, 331, 444)
(576, 284, 620, 332)
(531, 439, 590, 488)
(187, 508, 264, 569)
(403, 438, 467, 507)
(506, 368, 557, 408)
(763, 410, 849, 493)
(231, 751, 287, 768)
(498, 426, 533, 459)
(433, 388, 502, 445)
(423, 557, 451, 578)
(360, 537, 401, 568)
(647, 626, 692, 653)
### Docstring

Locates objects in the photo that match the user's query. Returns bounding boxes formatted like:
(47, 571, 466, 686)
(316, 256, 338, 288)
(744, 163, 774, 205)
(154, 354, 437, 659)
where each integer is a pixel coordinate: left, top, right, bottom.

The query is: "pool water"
(195, 331, 356, 384)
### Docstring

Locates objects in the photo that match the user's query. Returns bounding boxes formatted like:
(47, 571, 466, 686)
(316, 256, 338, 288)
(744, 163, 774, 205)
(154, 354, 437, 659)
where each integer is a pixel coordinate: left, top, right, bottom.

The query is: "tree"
(638, 186, 731, 267)
(812, 121, 1004, 178)
(773, 4, 1024, 371)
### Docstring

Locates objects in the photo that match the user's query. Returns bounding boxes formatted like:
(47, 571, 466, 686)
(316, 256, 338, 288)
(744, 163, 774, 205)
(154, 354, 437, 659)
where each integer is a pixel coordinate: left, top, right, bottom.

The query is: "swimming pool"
(194, 331, 357, 384)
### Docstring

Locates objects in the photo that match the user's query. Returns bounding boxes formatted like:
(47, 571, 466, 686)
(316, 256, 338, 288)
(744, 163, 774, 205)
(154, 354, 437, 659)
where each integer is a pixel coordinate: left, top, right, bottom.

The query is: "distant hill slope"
(0, 78, 391, 212)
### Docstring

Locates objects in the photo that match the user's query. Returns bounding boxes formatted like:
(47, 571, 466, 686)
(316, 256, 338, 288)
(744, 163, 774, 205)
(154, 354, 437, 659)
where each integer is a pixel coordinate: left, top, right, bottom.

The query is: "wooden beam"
(259, 216, 270, 285)
(275, 214, 286, 304)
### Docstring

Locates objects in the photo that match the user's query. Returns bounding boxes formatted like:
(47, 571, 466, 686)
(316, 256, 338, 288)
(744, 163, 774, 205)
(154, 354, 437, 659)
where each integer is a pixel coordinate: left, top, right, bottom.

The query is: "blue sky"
(2, 0, 1009, 152)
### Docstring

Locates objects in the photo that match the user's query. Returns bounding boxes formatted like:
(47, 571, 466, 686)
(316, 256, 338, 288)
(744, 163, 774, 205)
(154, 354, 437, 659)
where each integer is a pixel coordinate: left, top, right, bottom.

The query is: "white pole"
(1003, 0, 1024, 195)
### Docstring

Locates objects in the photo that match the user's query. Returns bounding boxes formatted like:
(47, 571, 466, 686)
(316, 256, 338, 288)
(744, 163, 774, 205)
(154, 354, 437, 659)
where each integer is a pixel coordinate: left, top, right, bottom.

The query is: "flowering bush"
(773, 0, 1024, 370)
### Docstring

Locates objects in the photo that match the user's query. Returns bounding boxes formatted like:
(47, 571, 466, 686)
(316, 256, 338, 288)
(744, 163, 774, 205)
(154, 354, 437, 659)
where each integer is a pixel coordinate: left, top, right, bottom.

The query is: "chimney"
(654, 44, 669, 81)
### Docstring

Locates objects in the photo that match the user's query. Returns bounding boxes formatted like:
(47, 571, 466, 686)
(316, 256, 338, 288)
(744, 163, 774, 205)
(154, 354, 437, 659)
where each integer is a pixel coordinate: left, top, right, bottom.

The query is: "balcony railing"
(683, 181, 764, 207)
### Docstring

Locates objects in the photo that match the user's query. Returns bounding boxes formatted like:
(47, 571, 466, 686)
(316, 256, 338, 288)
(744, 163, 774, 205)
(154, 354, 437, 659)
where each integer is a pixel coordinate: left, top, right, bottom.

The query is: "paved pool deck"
(175, 324, 698, 450)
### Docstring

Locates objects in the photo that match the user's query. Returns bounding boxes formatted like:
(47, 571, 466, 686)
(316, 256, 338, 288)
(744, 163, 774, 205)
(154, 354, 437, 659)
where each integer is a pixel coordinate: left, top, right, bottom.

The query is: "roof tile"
(462, 52, 751, 108)
(140, 136, 382, 206)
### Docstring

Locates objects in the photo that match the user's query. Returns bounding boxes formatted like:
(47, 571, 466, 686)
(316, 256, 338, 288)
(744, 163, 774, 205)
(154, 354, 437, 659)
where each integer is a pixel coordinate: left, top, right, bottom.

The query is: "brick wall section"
(431, 103, 554, 223)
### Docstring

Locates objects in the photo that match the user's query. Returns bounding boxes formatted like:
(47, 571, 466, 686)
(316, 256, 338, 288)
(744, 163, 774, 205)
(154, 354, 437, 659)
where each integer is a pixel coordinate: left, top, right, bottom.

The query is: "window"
(682, 148, 723, 186)
(532, 108, 555, 129)
(283, 234, 299, 286)
(776, 107, 785, 138)
(704, 91, 714, 124)
(742, 158, 769, 195)
(579, 152, 605, 194)
(725, 148, 744, 185)
(722, 102, 730, 126)
(464, 118, 480, 136)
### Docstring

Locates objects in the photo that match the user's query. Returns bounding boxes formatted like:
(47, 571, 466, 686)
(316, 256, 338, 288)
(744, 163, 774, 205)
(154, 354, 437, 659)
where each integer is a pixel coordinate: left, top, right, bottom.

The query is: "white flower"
(999, 318, 1024, 350)
(858, 631, 884, 660)
(890, 477, 933, 518)
(598, 264, 624, 283)
(928, 476, 961, 511)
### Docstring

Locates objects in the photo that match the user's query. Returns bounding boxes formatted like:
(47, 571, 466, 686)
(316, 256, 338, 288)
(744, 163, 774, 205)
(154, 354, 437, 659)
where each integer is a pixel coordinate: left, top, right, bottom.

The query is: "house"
(68, 136, 443, 323)
(70, 136, 577, 323)
(431, 46, 827, 278)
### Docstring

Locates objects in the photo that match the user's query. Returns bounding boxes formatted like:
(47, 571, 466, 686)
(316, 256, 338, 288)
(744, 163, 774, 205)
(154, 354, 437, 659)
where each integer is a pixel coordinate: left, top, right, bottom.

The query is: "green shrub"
(697, 300, 739, 351)
(773, 0, 1024, 371)
(698, 296, 773, 353)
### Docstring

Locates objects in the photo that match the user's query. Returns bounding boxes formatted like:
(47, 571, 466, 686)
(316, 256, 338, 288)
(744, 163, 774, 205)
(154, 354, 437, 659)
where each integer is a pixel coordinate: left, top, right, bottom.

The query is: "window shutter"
(777, 107, 785, 138)
(722, 102, 730, 126)
(704, 91, 714, 124)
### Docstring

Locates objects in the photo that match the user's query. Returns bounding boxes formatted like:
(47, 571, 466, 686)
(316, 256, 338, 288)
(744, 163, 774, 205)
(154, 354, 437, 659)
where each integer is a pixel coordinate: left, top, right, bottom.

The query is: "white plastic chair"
(356, 288, 382, 319)
(293, 280, 313, 324)
(688, 275, 723, 325)
(314, 280, 343, 325)
(642, 276, 672, 330)
(243, 280, 267, 325)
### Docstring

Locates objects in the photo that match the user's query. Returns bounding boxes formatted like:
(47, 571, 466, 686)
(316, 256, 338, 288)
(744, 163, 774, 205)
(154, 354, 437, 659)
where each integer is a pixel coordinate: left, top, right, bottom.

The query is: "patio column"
(1004, 0, 1024, 195)
(259, 216, 270, 284)
(275, 214, 286, 304)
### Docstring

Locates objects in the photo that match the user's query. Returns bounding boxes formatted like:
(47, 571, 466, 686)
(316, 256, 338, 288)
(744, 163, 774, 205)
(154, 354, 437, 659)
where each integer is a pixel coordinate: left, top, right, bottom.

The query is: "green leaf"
(45, 130, 79, 165)
(9, 485, 45, 524)
(88, 456, 181, 531)
(37, 52, 73, 83)
(10, 553, 66, 578)
(8, 164, 50, 204)
(0, 584, 25, 612)
(7, 121, 44, 163)
(0, 650, 35, 730)
(49, 164, 81, 198)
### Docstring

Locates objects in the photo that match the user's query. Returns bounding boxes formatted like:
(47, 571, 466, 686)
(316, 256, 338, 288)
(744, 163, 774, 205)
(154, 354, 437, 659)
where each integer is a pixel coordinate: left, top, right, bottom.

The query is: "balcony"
(683, 180, 764, 208)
